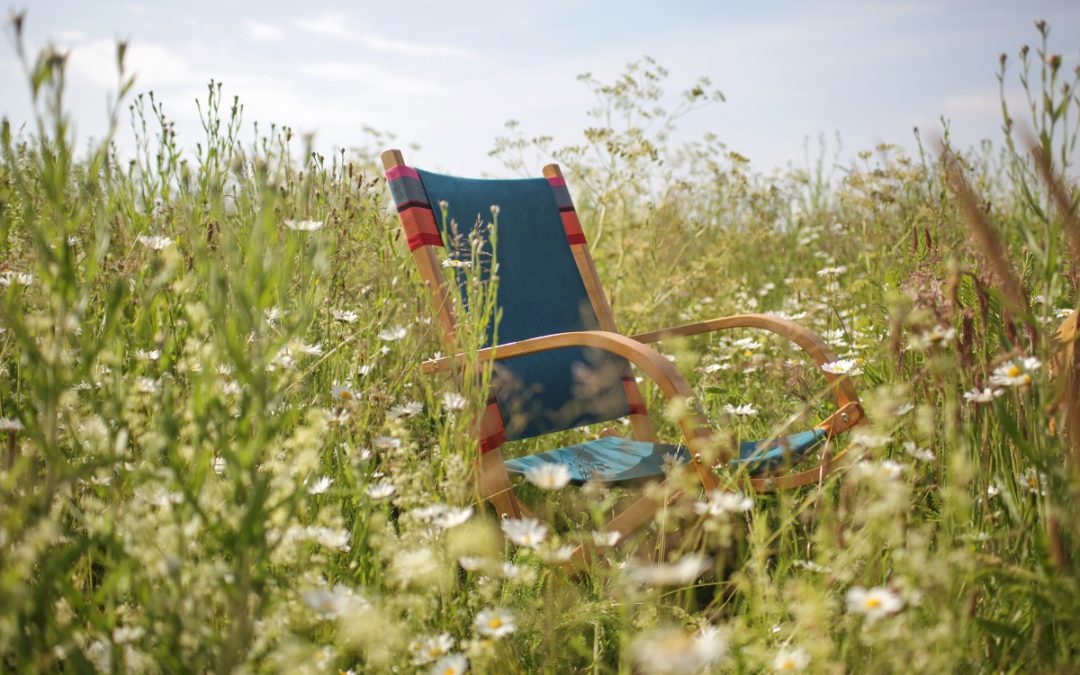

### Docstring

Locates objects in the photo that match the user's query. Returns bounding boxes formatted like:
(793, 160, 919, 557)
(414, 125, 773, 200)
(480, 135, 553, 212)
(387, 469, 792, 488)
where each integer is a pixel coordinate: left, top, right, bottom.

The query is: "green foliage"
(2, 14, 1080, 675)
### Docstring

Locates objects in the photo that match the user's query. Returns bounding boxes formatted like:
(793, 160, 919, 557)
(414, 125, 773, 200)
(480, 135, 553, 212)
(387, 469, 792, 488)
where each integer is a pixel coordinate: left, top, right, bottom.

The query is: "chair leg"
(477, 449, 525, 519)
(562, 485, 685, 572)
(603, 487, 683, 547)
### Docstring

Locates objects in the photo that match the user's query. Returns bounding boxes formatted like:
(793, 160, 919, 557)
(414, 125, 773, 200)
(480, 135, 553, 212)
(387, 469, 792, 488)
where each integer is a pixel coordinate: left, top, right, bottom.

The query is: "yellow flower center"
(339, 390, 353, 401)
(865, 597, 882, 609)
(442, 669, 457, 675)
(1007, 365, 1021, 378)
(778, 659, 796, 671)
(488, 618, 503, 630)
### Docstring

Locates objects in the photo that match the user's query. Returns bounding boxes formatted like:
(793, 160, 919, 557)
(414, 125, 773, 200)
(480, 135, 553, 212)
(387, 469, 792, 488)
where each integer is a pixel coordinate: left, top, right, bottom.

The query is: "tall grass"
(2, 13, 1079, 674)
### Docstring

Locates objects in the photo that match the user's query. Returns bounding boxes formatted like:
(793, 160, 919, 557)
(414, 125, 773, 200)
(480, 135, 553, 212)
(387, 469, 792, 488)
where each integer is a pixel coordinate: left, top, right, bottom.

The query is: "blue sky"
(3, 1, 1079, 176)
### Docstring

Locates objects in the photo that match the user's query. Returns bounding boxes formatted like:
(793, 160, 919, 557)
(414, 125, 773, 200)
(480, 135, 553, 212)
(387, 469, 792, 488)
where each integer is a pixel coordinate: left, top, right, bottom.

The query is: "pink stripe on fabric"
(546, 176, 566, 186)
(385, 165, 420, 181)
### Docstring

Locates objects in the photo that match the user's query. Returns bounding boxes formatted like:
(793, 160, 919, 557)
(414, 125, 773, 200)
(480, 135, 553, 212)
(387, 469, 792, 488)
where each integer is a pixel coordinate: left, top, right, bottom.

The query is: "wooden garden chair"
(382, 149, 865, 550)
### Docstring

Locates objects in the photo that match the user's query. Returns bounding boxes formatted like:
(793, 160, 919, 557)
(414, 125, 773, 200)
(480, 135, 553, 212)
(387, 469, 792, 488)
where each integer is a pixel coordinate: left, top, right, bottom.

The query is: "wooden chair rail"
(630, 313, 861, 410)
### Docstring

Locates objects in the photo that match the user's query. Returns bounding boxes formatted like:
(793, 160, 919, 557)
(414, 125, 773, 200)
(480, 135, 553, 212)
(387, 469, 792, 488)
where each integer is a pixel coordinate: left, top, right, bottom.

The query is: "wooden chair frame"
(382, 149, 865, 555)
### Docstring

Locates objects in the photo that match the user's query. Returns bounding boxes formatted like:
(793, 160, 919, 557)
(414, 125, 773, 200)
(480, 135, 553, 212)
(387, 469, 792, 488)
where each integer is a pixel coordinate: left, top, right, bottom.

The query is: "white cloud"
(360, 34, 476, 59)
(942, 87, 1025, 124)
(244, 20, 283, 42)
(294, 10, 475, 58)
(294, 61, 449, 96)
(68, 39, 196, 89)
(51, 30, 87, 44)
(295, 12, 355, 40)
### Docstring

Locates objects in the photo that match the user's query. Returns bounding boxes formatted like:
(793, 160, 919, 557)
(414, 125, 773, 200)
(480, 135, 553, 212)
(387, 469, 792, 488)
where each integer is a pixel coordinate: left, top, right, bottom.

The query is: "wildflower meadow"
(2, 11, 1080, 674)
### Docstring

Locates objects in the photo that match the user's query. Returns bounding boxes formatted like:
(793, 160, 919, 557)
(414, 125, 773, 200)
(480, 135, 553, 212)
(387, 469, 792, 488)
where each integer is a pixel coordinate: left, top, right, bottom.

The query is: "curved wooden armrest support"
(423, 330, 720, 490)
(631, 313, 863, 432)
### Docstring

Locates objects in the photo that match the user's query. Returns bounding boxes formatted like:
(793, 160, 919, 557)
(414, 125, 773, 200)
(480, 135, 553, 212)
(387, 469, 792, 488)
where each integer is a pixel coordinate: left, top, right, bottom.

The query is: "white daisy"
(372, 436, 401, 451)
(540, 545, 577, 564)
(388, 401, 423, 418)
(307, 476, 333, 495)
(723, 403, 758, 417)
(0, 270, 33, 286)
(433, 506, 474, 529)
(631, 625, 728, 674)
(378, 326, 407, 341)
(366, 480, 396, 499)
(136, 235, 173, 250)
(1019, 467, 1047, 496)
(989, 357, 1040, 388)
(628, 554, 712, 586)
(332, 309, 359, 323)
(474, 608, 516, 638)
(821, 359, 862, 376)
(963, 387, 1003, 404)
(458, 556, 488, 572)
(592, 530, 621, 547)
(853, 460, 905, 481)
(501, 517, 547, 548)
(772, 646, 810, 672)
(284, 219, 324, 231)
(331, 383, 356, 404)
(525, 463, 572, 490)
(294, 341, 323, 356)
(409, 632, 455, 665)
(902, 441, 935, 462)
(301, 584, 368, 619)
(0, 418, 23, 432)
(815, 265, 848, 277)
(694, 490, 753, 517)
(428, 653, 468, 675)
(845, 585, 903, 619)
(497, 562, 522, 580)
(441, 392, 467, 412)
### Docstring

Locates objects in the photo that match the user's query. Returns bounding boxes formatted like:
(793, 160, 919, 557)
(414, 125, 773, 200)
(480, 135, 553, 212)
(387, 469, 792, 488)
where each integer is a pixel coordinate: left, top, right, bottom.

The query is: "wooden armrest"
(631, 313, 863, 433)
(424, 330, 695, 410)
(420, 329, 721, 489)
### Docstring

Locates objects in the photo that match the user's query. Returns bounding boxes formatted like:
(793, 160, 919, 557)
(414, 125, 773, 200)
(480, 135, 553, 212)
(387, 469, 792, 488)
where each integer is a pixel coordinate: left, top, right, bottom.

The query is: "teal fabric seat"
(503, 429, 827, 484)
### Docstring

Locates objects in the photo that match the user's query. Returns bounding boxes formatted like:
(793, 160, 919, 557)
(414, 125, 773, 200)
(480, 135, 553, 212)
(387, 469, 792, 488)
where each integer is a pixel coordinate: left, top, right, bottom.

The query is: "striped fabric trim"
(478, 397, 508, 453)
(546, 176, 587, 245)
(621, 376, 647, 416)
(385, 164, 444, 250)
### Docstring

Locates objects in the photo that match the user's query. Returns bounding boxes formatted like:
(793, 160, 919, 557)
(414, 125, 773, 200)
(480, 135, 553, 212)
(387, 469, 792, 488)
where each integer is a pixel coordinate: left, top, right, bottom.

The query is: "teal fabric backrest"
(415, 169, 632, 441)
